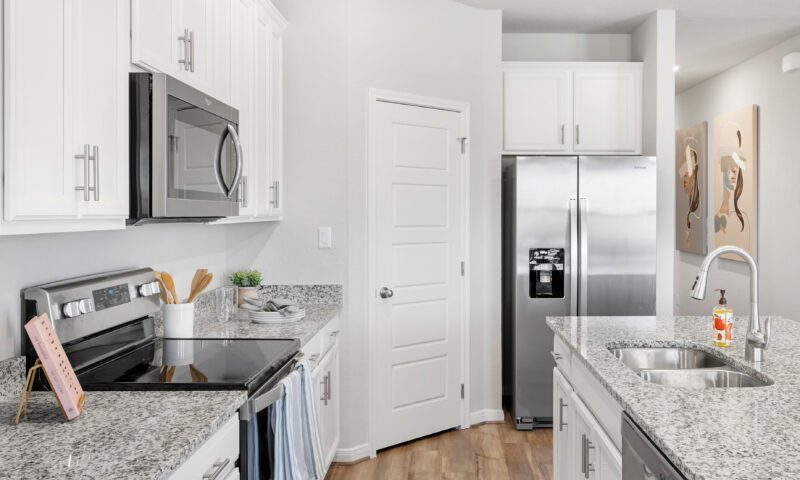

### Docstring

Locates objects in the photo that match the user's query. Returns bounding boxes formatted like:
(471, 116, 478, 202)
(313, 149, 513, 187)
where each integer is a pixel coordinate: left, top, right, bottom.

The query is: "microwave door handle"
(213, 127, 231, 197)
(226, 124, 243, 199)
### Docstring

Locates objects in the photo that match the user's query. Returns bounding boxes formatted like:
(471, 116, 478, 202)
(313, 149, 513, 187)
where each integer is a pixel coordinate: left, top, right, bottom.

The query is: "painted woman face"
(724, 165, 739, 191)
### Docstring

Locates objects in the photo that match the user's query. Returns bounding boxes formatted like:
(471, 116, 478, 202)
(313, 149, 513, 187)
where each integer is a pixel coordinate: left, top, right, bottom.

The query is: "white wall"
(632, 10, 676, 315)
(0, 224, 249, 358)
(345, 0, 502, 456)
(675, 33, 800, 319)
(503, 33, 632, 62)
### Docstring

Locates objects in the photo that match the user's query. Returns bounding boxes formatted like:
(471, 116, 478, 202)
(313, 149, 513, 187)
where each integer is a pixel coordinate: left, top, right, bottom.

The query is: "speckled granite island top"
(547, 315, 800, 480)
(0, 389, 246, 480)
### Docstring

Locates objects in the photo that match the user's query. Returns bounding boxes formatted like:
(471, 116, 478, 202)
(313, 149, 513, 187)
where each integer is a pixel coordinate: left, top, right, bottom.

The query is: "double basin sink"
(610, 347, 772, 388)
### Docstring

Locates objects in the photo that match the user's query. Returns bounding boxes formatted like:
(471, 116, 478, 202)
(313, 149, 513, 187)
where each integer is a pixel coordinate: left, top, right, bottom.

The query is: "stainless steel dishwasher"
(622, 413, 686, 480)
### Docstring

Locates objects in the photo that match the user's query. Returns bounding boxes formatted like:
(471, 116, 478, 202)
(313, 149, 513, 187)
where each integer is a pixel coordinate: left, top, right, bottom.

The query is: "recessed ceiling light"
(674, 65, 681, 72)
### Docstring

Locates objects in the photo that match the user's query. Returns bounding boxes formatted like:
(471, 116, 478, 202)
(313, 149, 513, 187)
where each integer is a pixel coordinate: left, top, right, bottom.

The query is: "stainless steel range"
(22, 268, 299, 479)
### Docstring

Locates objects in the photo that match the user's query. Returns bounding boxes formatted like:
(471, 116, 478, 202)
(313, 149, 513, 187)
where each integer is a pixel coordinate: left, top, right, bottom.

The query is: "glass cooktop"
(75, 338, 299, 394)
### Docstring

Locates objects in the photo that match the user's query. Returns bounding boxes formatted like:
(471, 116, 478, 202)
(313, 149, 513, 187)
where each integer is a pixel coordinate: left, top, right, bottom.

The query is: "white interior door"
(373, 100, 465, 450)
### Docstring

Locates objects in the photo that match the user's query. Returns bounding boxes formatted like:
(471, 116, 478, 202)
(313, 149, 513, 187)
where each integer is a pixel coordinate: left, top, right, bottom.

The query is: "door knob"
(379, 287, 394, 299)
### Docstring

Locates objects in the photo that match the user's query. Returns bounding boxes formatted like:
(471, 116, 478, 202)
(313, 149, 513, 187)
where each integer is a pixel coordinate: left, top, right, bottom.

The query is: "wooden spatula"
(161, 272, 180, 304)
(187, 272, 213, 303)
(190, 269, 207, 296)
(154, 271, 172, 304)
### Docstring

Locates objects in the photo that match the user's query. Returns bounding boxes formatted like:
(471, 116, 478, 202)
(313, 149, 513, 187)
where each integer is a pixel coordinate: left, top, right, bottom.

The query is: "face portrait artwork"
(675, 122, 707, 254)
(713, 105, 758, 261)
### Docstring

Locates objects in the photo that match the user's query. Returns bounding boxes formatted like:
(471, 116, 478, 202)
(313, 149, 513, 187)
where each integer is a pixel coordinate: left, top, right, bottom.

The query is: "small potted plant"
(230, 269, 262, 305)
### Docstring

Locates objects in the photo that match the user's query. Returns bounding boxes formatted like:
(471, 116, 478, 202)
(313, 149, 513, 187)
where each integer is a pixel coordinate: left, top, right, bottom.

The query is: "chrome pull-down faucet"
(690, 245, 771, 363)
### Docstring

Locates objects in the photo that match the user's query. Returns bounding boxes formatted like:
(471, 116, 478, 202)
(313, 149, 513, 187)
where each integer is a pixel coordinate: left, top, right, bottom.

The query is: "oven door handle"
(240, 382, 284, 422)
(213, 124, 244, 199)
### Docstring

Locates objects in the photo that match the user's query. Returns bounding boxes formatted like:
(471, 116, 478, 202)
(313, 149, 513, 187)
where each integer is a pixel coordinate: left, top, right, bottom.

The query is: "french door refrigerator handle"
(579, 197, 588, 316)
(569, 198, 578, 316)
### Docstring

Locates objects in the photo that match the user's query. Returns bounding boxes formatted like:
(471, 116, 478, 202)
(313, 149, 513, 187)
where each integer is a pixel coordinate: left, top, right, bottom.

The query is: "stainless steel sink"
(610, 347, 728, 370)
(608, 346, 772, 388)
(639, 369, 772, 388)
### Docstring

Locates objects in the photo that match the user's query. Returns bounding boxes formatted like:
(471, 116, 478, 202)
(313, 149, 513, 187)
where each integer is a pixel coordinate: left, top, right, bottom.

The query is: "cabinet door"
(573, 68, 641, 154)
(211, 0, 232, 105)
(252, 3, 270, 217)
(553, 368, 573, 480)
(267, 18, 284, 216)
(231, 0, 255, 216)
(572, 392, 596, 480)
(131, 0, 178, 75)
(503, 69, 570, 152)
(3, 0, 77, 220)
(319, 347, 340, 466)
(177, 0, 214, 94)
(72, 0, 128, 217)
(594, 422, 621, 480)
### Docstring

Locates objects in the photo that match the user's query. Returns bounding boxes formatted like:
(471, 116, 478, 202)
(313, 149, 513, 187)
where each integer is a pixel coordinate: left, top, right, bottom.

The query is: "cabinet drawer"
(301, 333, 323, 370)
(553, 335, 571, 378)
(168, 414, 239, 479)
(320, 315, 341, 357)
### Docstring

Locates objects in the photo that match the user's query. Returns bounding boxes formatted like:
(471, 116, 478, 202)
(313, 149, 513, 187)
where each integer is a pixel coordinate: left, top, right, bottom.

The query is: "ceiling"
(453, 0, 800, 92)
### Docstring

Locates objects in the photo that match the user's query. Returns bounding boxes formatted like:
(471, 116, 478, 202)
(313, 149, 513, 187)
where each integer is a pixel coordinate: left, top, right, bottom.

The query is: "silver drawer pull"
(550, 351, 563, 362)
(308, 353, 319, 363)
(203, 458, 230, 480)
(558, 398, 568, 431)
(329, 330, 340, 338)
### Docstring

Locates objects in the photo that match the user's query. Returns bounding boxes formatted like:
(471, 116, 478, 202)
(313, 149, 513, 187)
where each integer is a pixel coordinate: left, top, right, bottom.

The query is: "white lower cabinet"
(300, 316, 342, 471)
(553, 338, 622, 480)
(168, 414, 239, 479)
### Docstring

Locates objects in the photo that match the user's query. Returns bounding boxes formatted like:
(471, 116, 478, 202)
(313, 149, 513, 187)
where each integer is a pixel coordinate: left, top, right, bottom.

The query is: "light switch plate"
(318, 227, 332, 249)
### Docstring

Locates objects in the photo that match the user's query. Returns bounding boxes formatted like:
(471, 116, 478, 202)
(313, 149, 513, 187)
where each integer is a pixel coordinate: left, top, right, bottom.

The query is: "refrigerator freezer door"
(510, 156, 578, 428)
(578, 156, 657, 316)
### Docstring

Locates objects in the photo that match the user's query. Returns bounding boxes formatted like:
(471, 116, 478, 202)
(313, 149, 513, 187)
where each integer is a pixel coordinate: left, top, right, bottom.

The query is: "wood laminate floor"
(324, 412, 553, 480)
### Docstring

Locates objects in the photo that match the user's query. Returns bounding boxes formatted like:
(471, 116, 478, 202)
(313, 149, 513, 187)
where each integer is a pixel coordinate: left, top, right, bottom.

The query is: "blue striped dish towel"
(272, 360, 326, 480)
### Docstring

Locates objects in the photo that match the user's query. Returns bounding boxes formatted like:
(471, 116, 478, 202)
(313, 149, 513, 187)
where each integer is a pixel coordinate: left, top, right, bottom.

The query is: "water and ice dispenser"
(529, 248, 564, 298)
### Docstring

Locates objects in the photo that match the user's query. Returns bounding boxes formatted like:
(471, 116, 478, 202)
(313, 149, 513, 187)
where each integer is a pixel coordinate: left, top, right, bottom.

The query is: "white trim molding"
(334, 443, 372, 464)
(366, 88, 472, 457)
(469, 409, 505, 426)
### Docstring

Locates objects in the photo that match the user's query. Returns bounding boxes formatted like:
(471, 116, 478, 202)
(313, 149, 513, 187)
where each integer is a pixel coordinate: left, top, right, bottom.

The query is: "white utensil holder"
(162, 303, 194, 338)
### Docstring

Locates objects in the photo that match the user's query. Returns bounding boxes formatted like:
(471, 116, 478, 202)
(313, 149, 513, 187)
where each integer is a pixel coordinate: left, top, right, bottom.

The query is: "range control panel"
(92, 283, 132, 311)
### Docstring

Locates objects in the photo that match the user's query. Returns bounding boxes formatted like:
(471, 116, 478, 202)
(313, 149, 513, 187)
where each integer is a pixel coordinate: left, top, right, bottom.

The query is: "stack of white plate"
(248, 308, 306, 324)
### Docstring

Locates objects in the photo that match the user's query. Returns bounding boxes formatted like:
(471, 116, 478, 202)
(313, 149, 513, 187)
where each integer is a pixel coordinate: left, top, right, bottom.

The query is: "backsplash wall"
(0, 222, 257, 359)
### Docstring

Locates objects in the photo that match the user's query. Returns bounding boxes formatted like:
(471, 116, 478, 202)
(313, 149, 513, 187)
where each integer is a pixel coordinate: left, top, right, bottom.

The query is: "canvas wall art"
(713, 105, 758, 261)
(675, 121, 708, 255)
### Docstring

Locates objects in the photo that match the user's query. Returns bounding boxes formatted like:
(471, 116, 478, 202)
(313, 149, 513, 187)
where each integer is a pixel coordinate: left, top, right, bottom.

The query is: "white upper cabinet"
(502, 62, 642, 155)
(232, 0, 256, 217)
(132, 0, 215, 96)
(3, 0, 127, 233)
(503, 68, 570, 152)
(573, 67, 641, 154)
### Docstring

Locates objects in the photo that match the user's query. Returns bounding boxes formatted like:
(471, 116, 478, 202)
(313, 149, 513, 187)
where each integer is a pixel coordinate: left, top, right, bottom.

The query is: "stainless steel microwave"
(129, 73, 242, 224)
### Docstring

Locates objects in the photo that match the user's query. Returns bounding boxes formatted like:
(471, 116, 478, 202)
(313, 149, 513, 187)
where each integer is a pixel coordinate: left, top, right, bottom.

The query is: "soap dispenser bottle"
(713, 289, 733, 347)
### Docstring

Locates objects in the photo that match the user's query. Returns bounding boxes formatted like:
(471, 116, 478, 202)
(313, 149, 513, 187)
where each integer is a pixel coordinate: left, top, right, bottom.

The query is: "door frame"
(366, 88, 471, 456)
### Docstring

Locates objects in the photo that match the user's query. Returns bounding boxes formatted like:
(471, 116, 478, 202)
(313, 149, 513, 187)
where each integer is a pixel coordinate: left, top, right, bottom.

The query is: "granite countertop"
(185, 284, 343, 346)
(547, 315, 800, 480)
(0, 388, 246, 480)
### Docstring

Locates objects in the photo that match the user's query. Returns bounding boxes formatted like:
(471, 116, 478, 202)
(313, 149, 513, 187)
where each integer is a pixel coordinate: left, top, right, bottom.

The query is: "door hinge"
(457, 137, 467, 154)
(460, 261, 465, 276)
(461, 383, 465, 399)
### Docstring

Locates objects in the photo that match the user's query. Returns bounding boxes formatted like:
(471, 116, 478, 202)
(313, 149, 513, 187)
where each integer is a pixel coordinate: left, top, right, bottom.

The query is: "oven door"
(152, 74, 242, 219)
(622, 414, 685, 480)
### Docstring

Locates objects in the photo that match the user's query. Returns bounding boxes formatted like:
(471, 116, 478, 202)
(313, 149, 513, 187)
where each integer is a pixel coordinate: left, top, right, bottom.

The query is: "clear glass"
(215, 286, 236, 322)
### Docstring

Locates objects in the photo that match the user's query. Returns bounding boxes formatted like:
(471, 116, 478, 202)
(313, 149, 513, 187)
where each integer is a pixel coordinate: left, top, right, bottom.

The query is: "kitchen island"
(547, 315, 800, 480)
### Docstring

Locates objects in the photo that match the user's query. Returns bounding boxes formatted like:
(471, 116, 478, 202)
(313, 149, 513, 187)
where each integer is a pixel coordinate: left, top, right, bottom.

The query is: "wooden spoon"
(161, 271, 180, 305)
(187, 272, 213, 303)
(190, 269, 207, 295)
(154, 271, 172, 304)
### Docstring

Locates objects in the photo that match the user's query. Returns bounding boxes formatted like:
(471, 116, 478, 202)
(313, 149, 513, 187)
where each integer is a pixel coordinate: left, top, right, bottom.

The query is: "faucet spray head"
(690, 271, 708, 300)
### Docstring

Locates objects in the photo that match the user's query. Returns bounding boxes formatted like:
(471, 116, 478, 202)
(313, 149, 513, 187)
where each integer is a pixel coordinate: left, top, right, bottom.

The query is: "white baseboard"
(334, 443, 372, 463)
(469, 408, 504, 426)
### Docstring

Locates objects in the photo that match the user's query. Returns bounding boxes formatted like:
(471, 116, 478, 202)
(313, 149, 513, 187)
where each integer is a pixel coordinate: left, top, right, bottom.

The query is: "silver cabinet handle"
(308, 353, 319, 364)
(569, 198, 578, 315)
(239, 175, 248, 207)
(93, 145, 99, 201)
(561, 124, 565, 145)
(326, 370, 332, 404)
(576, 124, 580, 145)
(189, 30, 195, 72)
(202, 458, 231, 480)
(581, 433, 587, 475)
(558, 398, 568, 431)
(320, 375, 327, 402)
(75, 144, 90, 201)
(329, 330, 340, 338)
(550, 351, 563, 362)
(178, 28, 190, 71)
(270, 181, 280, 208)
(586, 438, 595, 478)
(379, 287, 394, 299)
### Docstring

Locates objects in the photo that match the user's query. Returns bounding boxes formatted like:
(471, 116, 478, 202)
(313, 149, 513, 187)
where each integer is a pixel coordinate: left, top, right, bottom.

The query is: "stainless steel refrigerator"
(501, 156, 656, 430)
